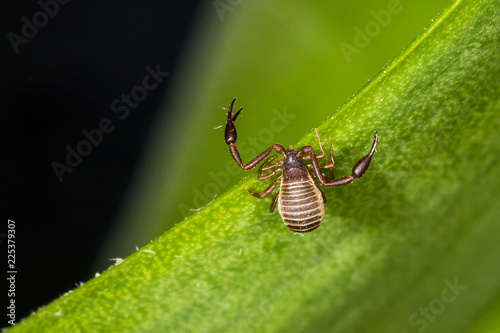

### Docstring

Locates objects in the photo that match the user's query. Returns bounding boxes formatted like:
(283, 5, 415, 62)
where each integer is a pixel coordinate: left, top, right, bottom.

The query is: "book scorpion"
(224, 98, 378, 233)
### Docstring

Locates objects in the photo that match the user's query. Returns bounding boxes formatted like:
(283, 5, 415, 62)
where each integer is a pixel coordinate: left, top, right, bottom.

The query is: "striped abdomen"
(278, 177, 325, 233)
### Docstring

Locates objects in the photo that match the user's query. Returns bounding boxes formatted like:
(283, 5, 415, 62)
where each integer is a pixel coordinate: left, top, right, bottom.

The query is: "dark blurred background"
(2, 0, 202, 321)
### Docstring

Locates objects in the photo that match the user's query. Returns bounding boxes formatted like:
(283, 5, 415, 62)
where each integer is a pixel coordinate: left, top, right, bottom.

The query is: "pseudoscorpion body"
(224, 98, 378, 233)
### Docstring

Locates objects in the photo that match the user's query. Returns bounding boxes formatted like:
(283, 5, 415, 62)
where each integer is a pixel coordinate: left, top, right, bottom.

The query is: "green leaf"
(10, 0, 500, 332)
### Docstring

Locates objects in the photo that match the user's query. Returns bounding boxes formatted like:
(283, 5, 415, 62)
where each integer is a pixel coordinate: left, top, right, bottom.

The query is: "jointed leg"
(304, 130, 335, 179)
(225, 98, 286, 170)
(258, 167, 283, 181)
(301, 131, 378, 187)
(270, 193, 279, 212)
(257, 156, 284, 180)
(302, 129, 326, 160)
(249, 177, 281, 213)
(307, 163, 333, 182)
(259, 155, 283, 172)
(247, 176, 281, 199)
(314, 128, 326, 159)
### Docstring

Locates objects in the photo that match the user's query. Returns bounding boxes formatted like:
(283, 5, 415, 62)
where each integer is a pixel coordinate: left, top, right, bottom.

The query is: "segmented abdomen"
(278, 178, 325, 233)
